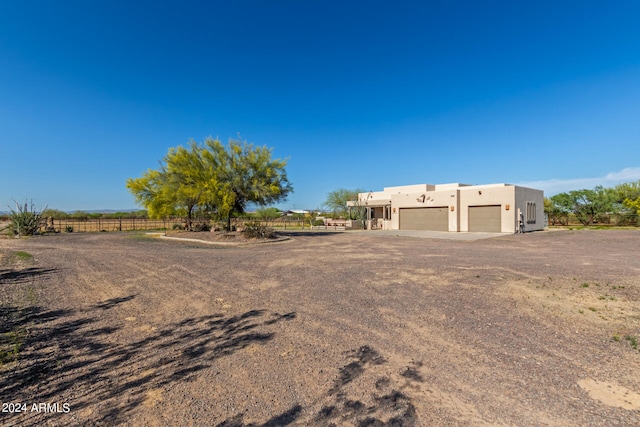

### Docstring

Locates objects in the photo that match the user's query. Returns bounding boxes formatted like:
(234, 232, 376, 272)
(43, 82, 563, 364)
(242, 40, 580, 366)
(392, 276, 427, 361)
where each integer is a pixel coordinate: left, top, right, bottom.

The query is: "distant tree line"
(36, 207, 305, 222)
(40, 209, 150, 221)
(545, 180, 640, 226)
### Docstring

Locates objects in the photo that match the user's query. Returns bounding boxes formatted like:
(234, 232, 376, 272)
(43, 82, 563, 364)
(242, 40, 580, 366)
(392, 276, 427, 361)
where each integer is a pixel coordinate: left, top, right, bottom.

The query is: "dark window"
(526, 202, 536, 224)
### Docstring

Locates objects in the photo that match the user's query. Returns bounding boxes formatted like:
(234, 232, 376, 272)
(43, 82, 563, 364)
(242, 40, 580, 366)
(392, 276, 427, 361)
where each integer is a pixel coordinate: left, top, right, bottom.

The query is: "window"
(526, 202, 536, 224)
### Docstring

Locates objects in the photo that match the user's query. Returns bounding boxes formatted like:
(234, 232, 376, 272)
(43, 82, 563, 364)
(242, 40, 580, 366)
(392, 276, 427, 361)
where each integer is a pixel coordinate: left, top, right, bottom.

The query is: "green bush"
(615, 212, 638, 226)
(65, 226, 74, 233)
(0, 328, 27, 366)
(192, 222, 211, 232)
(41, 208, 69, 219)
(242, 222, 276, 239)
(8, 200, 45, 237)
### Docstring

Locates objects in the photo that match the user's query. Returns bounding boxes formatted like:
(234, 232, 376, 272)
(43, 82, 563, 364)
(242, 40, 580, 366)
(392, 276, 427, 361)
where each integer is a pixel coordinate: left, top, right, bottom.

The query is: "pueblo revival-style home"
(347, 183, 544, 233)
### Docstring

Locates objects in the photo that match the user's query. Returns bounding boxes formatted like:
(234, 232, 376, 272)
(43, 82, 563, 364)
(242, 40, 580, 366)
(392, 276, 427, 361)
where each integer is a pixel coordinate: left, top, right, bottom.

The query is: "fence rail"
(45, 218, 175, 233)
(547, 212, 638, 227)
(32, 217, 308, 233)
(5, 213, 638, 235)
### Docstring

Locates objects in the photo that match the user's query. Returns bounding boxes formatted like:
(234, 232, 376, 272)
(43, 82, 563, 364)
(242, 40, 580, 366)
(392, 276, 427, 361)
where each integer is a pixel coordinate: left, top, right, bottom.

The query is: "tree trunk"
(186, 205, 194, 231)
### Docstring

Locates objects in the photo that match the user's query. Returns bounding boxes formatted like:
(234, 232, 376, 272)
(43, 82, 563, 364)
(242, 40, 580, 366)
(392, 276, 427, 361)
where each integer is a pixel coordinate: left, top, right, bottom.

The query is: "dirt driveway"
(1, 229, 640, 426)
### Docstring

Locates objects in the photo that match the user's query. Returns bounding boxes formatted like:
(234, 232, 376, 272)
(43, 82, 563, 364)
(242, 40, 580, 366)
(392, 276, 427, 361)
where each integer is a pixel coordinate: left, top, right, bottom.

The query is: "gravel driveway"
(1, 229, 639, 426)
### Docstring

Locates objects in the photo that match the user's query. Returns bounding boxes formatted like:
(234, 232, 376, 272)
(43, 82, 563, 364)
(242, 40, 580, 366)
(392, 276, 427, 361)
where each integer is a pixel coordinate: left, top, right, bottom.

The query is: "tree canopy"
(546, 180, 640, 226)
(126, 137, 292, 230)
(616, 181, 640, 214)
(254, 207, 282, 220)
(324, 188, 363, 218)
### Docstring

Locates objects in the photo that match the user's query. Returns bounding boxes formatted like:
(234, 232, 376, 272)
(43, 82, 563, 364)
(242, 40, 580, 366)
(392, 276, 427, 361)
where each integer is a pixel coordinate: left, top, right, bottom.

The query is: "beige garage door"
(399, 207, 449, 231)
(468, 205, 501, 232)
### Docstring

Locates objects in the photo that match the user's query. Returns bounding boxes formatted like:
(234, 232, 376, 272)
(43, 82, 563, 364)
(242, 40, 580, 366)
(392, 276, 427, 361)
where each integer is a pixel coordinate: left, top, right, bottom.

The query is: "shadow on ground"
(312, 346, 421, 427)
(277, 230, 345, 239)
(0, 293, 297, 426)
(2, 263, 423, 426)
(215, 345, 423, 427)
(0, 267, 57, 285)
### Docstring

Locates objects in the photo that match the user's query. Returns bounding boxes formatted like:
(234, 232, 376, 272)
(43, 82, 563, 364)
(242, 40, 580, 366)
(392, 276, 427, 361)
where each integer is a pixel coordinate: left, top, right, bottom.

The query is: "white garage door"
(399, 207, 449, 231)
(468, 205, 501, 232)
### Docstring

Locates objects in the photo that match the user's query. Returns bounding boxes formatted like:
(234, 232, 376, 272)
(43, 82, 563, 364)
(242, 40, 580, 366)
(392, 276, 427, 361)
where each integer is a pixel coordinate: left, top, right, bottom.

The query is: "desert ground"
(1, 229, 640, 426)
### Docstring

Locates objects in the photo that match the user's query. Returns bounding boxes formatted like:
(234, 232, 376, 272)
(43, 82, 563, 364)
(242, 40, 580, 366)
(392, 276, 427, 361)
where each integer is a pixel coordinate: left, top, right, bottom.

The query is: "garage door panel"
(400, 207, 449, 231)
(468, 205, 501, 232)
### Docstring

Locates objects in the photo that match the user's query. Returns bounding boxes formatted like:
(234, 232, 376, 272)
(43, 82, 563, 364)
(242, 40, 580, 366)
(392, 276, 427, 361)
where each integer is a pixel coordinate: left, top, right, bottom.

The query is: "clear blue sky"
(1, 1, 639, 211)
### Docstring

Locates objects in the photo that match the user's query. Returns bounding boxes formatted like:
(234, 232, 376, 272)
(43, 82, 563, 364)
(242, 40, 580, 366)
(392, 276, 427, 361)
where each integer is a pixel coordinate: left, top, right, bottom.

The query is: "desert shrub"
(8, 200, 45, 237)
(172, 223, 184, 230)
(70, 211, 90, 221)
(0, 327, 26, 366)
(242, 222, 276, 239)
(615, 212, 638, 226)
(192, 221, 211, 232)
(65, 226, 74, 233)
(41, 208, 69, 219)
(103, 210, 148, 219)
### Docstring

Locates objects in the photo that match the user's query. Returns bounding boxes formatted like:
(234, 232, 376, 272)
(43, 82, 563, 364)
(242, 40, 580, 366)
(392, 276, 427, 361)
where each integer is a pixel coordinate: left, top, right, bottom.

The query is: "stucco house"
(347, 183, 544, 233)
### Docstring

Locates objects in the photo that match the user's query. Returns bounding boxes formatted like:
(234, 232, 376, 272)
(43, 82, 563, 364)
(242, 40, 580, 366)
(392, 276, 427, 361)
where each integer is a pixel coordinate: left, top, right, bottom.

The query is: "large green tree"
(324, 188, 363, 218)
(127, 137, 292, 230)
(127, 142, 221, 230)
(211, 138, 292, 229)
(549, 186, 616, 226)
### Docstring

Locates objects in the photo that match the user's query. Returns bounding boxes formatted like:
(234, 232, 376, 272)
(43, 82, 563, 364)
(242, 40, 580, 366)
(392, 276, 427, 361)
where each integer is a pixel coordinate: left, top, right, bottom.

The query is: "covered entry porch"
(347, 197, 392, 230)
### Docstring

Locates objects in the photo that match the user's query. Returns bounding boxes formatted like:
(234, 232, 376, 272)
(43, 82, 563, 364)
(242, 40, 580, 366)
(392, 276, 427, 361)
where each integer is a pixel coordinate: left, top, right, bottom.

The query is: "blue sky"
(1, 1, 639, 211)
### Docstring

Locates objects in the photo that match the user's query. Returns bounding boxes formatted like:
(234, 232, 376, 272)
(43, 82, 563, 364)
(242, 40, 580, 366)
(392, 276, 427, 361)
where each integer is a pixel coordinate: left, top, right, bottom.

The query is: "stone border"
(146, 232, 290, 246)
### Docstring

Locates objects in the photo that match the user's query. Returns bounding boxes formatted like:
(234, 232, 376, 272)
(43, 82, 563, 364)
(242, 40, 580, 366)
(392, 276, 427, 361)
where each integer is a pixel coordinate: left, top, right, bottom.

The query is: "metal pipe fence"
(36, 217, 308, 233)
(46, 218, 175, 233)
(547, 213, 638, 227)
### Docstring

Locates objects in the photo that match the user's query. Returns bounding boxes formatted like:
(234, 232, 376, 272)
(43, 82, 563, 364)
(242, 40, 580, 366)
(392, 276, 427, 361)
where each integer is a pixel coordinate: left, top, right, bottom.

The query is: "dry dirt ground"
(1, 229, 640, 426)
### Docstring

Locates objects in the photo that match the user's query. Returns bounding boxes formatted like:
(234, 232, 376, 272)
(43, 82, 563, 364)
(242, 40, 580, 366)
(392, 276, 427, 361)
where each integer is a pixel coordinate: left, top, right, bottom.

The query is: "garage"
(399, 207, 449, 231)
(468, 205, 502, 232)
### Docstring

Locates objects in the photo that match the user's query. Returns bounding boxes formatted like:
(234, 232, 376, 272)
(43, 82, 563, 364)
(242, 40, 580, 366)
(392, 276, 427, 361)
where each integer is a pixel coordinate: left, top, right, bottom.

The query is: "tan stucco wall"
(386, 184, 435, 194)
(434, 183, 471, 191)
(458, 185, 515, 232)
(360, 184, 436, 203)
(514, 186, 545, 232)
